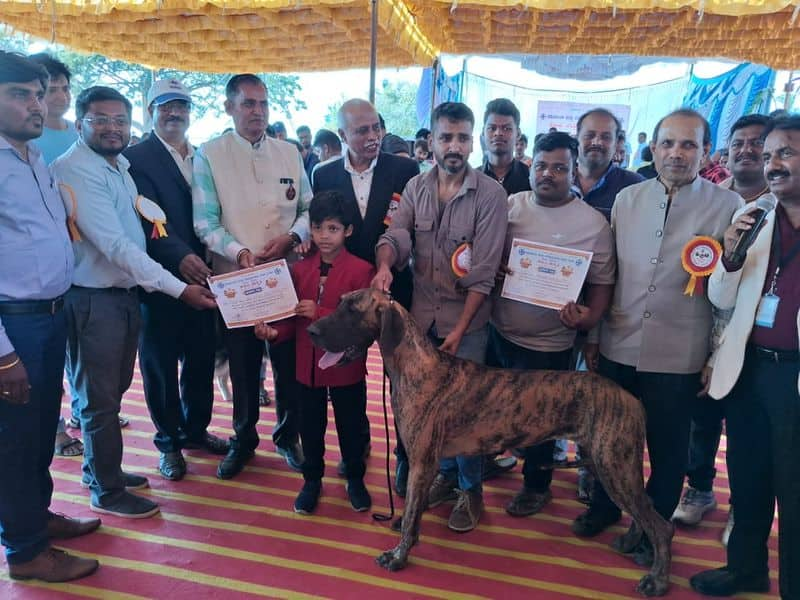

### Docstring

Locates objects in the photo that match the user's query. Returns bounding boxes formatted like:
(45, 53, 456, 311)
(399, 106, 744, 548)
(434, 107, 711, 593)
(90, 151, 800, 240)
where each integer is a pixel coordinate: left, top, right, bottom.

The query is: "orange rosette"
(383, 192, 402, 226)
(681, 236, 722, 297)
(451, 242, 472, 278)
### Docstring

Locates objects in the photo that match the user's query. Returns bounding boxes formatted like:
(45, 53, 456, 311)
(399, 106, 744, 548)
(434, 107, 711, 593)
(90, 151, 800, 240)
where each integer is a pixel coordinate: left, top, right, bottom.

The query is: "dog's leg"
(376, 455, 437, 571)
(591, 433, 673, 597)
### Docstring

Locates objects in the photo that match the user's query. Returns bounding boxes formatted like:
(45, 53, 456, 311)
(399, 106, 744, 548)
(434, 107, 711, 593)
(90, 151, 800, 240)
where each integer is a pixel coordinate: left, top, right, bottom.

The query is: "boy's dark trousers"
(299, 380, 369, 481)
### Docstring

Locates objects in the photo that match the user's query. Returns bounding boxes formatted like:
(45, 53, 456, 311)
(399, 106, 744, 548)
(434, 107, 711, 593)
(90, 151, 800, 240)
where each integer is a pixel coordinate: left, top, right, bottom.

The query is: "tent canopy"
(1, 0, 798, 72)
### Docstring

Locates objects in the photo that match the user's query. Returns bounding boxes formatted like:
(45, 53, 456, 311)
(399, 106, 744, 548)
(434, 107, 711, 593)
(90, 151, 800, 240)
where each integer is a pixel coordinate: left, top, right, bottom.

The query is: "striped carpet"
(2, 347, 779, 599)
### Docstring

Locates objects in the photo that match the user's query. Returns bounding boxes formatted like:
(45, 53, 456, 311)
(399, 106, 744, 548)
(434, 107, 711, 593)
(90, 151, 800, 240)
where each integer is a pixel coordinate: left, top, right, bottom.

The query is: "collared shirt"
(193, 131, 311, 268)
(153, 131, 194, 184)
(34, 121, 78, 165)
(749, 203, 800, 350)
(492, 193, 615, 353)
(699, 162, 731, 185)
(481, 158, 531, 196)
(343, 151, 378, 218)
(599, 176, 742, 374)
(377, 164, 508, 336)
(52, 138, 186, 298)
(576, 163, 644, 223)
(0, 137, 74, 355)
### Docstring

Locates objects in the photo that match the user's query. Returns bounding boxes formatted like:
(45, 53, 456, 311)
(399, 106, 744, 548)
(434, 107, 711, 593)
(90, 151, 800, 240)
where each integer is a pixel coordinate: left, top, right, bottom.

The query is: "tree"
(1, 29, 305, 127)
(375, 79, 418, 138)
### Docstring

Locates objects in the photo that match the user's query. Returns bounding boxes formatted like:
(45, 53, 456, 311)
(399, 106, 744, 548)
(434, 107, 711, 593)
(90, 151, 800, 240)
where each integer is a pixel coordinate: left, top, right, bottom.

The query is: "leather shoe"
(159, 451, 187, 481)
(690, 567, 770, 596)
(217, 448, 255, 479)
(9, 547, 99, 582)
(184, 432, 230, 456)
(46, 512, 101, 539)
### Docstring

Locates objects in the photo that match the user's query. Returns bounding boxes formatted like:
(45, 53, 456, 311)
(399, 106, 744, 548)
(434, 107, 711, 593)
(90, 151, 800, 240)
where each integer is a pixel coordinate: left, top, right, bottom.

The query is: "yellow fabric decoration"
(1, 1, 799, 71)
(58, 182, 82, 242)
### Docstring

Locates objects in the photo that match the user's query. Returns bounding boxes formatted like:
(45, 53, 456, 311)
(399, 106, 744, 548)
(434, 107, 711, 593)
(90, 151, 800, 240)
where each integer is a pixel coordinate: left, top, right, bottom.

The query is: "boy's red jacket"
(272, 248, 376, 387)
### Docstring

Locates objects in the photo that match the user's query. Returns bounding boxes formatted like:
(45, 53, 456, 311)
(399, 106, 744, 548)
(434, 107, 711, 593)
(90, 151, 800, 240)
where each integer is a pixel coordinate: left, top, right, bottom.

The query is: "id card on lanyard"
(755, 221, 800, 328)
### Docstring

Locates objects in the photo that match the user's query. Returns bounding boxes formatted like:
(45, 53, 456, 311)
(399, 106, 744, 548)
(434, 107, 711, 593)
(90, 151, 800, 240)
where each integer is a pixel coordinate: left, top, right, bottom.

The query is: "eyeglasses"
(83, 116, 130, 128)
(158, 100, 191, 114)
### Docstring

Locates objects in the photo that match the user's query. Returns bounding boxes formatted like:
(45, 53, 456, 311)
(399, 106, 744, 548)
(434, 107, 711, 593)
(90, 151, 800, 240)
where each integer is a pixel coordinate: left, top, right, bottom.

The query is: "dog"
(307, 289, 674, 597)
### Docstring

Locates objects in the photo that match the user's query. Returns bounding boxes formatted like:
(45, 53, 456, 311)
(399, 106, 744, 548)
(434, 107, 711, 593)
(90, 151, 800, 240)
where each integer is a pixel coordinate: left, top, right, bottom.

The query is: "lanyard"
(767, 219, 800, 294)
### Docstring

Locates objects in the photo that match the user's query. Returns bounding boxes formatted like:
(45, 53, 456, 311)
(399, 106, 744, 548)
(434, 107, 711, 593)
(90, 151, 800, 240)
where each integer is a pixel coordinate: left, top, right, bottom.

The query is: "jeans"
(66, 287, 140, 506)
(486, 325, 572, 492)
(430, 324, 488, 493)
(0, 309, 66, 563)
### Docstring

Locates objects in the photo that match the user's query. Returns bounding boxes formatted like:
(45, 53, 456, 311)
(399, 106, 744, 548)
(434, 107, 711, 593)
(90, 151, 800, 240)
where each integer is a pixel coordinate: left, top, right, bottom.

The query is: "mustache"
(166, 116, 185, 123)
(444, 153, 463, 161)
(735, 152, 759, 162)
(767, 169, 791, 179)
(585, 145, 605, 153)
(536, 178, 556, 187)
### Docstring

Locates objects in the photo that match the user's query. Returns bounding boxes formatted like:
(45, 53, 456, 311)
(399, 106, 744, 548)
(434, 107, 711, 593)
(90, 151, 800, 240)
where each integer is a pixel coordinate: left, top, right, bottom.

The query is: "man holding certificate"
(491, 132, 615, 517)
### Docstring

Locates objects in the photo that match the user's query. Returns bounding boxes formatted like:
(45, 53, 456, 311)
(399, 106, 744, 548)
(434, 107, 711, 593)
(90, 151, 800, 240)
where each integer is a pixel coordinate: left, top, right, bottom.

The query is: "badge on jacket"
(135, 195, 168, 239)
(681, 236, 722, 296)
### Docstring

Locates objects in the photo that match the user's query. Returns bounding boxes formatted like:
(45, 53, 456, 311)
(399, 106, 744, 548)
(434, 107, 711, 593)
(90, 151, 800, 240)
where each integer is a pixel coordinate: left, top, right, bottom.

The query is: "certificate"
(501, 238, 593, 310)
(208, 260, 298, 328)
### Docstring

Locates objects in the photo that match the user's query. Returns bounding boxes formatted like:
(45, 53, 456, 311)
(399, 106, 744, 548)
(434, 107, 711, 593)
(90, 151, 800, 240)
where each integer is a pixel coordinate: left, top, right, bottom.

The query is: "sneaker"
(572, 506, 621, 537)
(427, 473, 458, 508)
(553, 439, 569, 465)
(505, 488, 552, 517)
(81, 471, 148, 490)
(448, 489, 484, 532)
(480, 454, 517, 481)
(294, 480, 322, 515)
(90, 491, 159, 519)
(672, 487, 717, 525)
(276, 442, 304, 472)
(721, 508, 734, 547)
(346, 479, 372, 512)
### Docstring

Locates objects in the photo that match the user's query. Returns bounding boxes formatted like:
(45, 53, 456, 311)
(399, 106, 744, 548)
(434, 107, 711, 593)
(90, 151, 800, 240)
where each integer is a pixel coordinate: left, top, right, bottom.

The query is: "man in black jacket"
(313, 98, 419, 490)
(124, 79, 228, 481)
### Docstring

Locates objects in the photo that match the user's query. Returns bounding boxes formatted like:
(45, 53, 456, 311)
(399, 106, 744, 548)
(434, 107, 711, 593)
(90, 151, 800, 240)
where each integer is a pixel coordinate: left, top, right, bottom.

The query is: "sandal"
(54, 432, 84, 457)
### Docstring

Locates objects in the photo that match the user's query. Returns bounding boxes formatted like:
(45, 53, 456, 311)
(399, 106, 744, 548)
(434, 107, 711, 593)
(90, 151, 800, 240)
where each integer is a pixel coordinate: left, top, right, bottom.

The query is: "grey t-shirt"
(492, 192, 616, 352)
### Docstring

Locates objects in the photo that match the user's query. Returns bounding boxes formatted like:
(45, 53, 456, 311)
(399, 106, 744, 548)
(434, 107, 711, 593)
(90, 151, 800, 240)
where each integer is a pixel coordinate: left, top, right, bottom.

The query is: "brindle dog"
(307, 289, 673, 596)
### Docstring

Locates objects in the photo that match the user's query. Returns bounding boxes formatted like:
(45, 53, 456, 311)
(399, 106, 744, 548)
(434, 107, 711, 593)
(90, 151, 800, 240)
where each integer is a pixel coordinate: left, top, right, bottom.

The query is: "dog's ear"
(378, 303, 404, 356)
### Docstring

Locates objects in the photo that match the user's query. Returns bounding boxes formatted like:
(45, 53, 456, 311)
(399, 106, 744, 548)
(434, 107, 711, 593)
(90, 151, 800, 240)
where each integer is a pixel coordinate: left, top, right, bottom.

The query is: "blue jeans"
(0, 309, 66, 564)
(429, 324, 487, 493)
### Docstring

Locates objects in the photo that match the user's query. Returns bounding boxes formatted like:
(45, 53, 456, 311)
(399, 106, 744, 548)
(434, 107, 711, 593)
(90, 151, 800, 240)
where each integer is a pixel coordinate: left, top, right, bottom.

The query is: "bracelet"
(0, 357, 20, 371)
(236, 248, 251, 263)
(288, 232, 302, 249)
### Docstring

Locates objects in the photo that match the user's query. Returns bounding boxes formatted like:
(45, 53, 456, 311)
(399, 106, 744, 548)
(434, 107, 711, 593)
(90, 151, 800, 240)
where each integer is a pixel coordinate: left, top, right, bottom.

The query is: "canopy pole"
(369, 0, 378, 104)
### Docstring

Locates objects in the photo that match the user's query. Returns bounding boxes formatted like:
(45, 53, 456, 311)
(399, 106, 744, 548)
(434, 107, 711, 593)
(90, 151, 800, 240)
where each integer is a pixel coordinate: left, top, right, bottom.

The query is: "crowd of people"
(0, 49, 797, 599)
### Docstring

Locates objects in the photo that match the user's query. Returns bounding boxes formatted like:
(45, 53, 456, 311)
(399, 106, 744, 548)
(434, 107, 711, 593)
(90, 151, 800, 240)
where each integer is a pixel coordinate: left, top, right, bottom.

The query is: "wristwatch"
(288, 232, 302, 249)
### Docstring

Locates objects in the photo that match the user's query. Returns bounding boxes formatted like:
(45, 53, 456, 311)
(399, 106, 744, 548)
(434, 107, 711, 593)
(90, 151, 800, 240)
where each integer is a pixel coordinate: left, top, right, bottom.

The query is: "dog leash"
(372, 368, 395, 523)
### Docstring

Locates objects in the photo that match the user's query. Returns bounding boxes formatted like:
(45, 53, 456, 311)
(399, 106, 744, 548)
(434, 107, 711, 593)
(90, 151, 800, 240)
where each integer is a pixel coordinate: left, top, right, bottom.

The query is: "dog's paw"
(636, 574, 669, 597)
(375, 549, 408, 571)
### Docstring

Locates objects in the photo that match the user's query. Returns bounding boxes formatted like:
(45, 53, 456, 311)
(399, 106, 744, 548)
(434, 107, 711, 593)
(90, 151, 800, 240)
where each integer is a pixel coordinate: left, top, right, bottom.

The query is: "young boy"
(255, 190, 375, 514)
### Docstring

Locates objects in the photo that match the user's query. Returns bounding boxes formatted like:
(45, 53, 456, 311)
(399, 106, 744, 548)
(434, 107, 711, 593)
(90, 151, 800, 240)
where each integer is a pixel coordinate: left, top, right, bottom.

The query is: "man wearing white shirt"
(52, 86, 216, 519)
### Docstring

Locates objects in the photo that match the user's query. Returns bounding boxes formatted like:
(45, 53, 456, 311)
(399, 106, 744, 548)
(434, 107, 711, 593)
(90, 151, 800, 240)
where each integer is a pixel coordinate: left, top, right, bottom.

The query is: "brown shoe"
(427, 473, 458, 508)
(47, 512, 101, 539)
(448, 489, 484, 532)
(505, 488, 552, 517)
(8, 547, 99, 582)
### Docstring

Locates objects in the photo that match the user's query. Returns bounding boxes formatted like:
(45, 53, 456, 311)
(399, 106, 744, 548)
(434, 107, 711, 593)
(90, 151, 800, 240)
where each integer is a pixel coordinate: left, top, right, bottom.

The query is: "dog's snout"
(307, 323, 322, 339)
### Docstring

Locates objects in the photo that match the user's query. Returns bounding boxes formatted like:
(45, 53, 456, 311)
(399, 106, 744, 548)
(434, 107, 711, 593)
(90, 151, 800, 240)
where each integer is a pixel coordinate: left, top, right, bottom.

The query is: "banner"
(535, 101, 630, 135)
(416, 64, 464, 130)
(518, 54, 687, 81)
(682, 63, 774, 152)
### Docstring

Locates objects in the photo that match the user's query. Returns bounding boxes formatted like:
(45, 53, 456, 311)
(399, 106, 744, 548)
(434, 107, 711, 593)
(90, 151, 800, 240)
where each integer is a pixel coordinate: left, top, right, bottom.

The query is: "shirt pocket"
(413, 218, 435, 259)
(445, 225, 474, 258)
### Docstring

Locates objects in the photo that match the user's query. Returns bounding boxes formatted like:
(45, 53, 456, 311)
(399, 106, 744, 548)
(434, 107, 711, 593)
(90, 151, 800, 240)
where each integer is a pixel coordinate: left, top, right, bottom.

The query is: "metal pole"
(369, 0, 378, 104)
(785, 70, 795, 111)
(429, 58, 439, 123)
